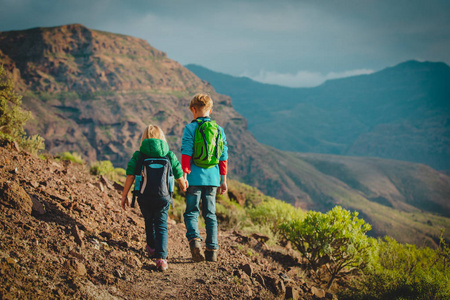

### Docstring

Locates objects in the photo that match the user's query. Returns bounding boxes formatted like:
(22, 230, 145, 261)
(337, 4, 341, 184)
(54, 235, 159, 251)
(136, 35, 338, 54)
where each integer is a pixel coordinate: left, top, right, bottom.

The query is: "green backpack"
(192, 119, 224, 168)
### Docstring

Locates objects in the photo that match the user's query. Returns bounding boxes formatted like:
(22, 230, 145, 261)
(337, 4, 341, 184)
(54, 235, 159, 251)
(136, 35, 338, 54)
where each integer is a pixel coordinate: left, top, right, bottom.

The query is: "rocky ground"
(0, 142, 335, 300)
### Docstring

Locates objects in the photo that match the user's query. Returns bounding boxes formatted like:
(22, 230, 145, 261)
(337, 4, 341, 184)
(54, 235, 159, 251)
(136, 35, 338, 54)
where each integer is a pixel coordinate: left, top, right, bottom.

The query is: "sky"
(1, 0, 449, 87)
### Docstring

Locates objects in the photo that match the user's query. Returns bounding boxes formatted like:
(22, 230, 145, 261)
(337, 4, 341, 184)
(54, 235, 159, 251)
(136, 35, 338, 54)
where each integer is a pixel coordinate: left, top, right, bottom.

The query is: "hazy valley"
(187, 62, 450, 171)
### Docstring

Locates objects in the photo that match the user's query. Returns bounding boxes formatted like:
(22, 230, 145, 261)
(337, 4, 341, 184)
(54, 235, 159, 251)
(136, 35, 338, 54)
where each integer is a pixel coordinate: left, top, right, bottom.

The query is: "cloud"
(0, 0, 449, 77)
(242, 69, 375, 88)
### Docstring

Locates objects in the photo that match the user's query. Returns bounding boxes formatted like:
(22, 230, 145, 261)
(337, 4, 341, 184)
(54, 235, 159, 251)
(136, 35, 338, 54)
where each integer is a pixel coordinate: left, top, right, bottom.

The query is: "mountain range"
(1, 24, 449, 246)
(186, 62, 450, 171)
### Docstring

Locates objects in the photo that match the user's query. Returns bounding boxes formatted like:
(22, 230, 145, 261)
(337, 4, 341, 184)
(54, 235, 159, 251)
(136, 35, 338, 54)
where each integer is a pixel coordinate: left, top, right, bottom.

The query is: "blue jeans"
(184, 186, 218, 250)
(137, 196, 171, 259)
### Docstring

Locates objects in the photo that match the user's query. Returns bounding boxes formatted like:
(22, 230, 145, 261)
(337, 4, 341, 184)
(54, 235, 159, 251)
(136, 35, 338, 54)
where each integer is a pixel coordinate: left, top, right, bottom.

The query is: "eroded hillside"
(0, 142, 336, 300)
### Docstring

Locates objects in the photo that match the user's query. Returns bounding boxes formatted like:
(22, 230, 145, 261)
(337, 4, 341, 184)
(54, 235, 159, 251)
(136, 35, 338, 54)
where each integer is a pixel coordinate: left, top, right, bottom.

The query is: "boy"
(181, 93, 228, 262)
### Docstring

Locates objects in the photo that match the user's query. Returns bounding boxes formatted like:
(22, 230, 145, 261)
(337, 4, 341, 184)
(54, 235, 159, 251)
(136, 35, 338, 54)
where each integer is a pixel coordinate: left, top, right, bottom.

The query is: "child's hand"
(218, 181, 227, 195)
(177, 178, 188, 192)
(121, 196, 129, 210)
(183, 173, 189, 190)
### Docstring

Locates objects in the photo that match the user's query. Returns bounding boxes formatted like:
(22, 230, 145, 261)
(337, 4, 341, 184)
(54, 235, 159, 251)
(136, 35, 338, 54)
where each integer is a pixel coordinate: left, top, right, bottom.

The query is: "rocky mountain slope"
(0, 23, 323, 208)
(0, 24, 264, 193)
(1, 142, 336, 299)
(1, 24, 449, 246)
(186, 62, 450, 171)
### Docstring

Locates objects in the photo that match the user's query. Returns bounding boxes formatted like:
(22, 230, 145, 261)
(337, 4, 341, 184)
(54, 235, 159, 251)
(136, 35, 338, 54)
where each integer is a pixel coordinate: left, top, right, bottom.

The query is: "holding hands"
(177, 177, 188, 192)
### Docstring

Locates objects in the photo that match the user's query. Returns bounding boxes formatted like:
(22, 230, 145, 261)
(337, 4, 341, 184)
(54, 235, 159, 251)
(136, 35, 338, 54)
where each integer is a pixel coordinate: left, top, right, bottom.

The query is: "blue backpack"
(131, 153, 174, 208)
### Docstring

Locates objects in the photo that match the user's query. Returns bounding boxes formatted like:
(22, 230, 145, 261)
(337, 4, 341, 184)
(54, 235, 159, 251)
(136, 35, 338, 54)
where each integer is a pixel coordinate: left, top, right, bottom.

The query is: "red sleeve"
(182, 154, 191, 174)
(219, 160, 227, 175)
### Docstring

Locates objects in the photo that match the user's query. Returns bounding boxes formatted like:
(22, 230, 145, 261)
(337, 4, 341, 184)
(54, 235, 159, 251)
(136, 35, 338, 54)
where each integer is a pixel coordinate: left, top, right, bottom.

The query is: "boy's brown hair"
(189, 93, 213, 111)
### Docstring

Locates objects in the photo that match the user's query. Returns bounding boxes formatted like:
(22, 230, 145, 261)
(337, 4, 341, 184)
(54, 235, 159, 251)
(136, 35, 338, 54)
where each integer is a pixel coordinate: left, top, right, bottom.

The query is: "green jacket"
(126, 138, 183, 179)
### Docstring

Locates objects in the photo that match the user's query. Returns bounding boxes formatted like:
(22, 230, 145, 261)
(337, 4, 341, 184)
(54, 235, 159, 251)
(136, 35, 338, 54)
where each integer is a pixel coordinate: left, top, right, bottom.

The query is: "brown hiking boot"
(189, 238, 204, 262)
(205, 249, 218, 262)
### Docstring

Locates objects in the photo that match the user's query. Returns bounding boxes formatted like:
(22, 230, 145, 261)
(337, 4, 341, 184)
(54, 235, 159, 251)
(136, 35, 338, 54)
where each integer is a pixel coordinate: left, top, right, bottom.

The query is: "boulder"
(64, 259, 87, 276)
(0, 180, 33, 214)
(264, 275, 286, 296)
(29, 194, 46, 215)
(239, 263, 253, 277)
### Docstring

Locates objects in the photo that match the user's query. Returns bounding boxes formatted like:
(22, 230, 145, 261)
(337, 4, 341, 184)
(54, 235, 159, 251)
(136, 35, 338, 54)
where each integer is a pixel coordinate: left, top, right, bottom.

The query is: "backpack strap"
(165, 154, 175, 209)
(131, 152, 146, 208)
(191, 118, 209, 124)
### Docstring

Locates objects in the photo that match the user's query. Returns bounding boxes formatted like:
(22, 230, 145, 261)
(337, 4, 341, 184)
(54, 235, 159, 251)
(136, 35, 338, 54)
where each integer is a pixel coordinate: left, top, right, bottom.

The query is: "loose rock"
(0, 180, 33, 214)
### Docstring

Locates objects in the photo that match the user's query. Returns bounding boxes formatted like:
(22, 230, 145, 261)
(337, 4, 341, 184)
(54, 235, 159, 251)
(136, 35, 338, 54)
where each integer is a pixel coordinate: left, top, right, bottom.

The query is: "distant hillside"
(2, 24, 450, 246)
(186, 62, 450, 170)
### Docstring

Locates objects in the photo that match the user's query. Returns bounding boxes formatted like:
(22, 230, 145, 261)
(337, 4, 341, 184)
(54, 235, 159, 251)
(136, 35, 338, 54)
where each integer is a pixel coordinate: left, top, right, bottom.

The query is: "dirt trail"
(0, 143, 332, 299)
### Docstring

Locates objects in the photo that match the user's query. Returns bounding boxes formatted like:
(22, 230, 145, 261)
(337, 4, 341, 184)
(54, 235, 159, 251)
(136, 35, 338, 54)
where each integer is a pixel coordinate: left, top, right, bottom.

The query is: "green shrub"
(90, 160, 126, 183)
(20, 135, 45, 155)
(0, 65, 30, 141)
(114, 167, 126, 178)
(90, 160, 115, 176)
(340, 236, 450, 300)
(56, 152, 85, 164)
(248, 198, 305, 233)
(0, 65, 45, 154)
(437, 229, 450, 271)
(280, 206, 372, 289)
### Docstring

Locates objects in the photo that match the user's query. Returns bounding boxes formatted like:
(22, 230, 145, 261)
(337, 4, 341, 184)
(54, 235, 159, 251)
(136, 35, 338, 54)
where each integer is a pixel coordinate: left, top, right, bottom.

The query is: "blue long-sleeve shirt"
(181, 117, 228, 186)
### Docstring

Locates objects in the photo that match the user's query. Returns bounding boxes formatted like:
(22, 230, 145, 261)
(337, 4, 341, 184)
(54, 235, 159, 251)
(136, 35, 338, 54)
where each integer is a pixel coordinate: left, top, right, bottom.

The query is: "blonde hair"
(189, 93, 213, 112)
(141, 125, 166, 144)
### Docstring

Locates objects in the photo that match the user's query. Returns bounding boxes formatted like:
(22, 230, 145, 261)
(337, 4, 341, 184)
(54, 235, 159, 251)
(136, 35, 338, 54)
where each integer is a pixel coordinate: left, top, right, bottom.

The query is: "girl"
(121, 125, 187, 271)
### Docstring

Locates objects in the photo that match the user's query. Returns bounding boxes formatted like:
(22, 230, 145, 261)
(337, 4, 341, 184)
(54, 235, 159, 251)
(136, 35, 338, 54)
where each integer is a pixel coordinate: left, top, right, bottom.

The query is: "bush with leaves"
(0, 65, 44, 154)
(340, 236, 450, 300)
(248, 198, 305, 233)
(280, 206, 372, 289)
(90, 160, 115, 176)
(437, 229, 450, 272)
(90, 160, 126, 183)
(56, 152, 85, 164)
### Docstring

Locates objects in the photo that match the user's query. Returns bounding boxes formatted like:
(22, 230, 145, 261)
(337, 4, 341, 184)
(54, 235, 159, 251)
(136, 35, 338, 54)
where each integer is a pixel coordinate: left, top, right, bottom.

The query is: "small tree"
(280, 206, 372, 289)
(0, 65, 44, 154)
(437, 229, 450, 272)
(0, 65, 30, 141)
